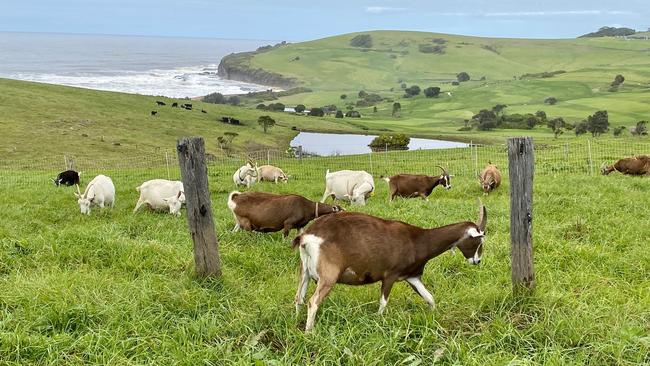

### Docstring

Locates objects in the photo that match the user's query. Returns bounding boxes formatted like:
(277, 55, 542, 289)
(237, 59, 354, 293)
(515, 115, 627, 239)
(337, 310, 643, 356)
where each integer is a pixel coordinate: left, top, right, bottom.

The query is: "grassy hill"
(223, 31, 650, 142)
(0, 78, 363, 161)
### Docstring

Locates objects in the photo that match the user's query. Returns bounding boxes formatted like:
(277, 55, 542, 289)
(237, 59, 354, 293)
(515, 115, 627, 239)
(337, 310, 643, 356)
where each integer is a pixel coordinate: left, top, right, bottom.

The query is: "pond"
(289, 132, 469, 156)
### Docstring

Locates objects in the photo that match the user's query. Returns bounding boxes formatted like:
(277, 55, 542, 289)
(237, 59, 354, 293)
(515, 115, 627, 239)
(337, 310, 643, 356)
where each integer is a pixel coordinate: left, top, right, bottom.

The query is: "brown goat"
(478, 162, 502, 194)
(292, 201, 486, 332)
(228, 191, 343, 237)
(382, 166, 451, 201)
(601, 155, 650, 176)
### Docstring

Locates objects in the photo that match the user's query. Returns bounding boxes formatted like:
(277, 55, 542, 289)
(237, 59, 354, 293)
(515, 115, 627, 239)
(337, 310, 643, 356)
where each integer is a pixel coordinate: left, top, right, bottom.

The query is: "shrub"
(574, 121, 588, 136)
(544, 97, 558, 105)
(268, 103, 285, 112)
(418, 44, 445, 54)
(335, 110, 344, 118)
(295, 104, 306, 113)
(457, 72, 470, 82)
(340, 94, 347, 99)
(431, 38, 447, 44)
(613, 126, 626, 137)
(350, 34, 372, 48)
(256, 104, 267, 110)
(392, 102, 401, 117)
(586, 110, 609, 137)
(451, 81, 460, 86)
(630, 121, 648, 136)
(203, 92, 227, 104)
(308, 108, 324, 117)
(358, 90, 368, 98)
(400, 82, 407, 89)
(423, 87, 441, 98)
(611, 74, 625, 86)
(373, 106, 378, 113)
(227, 96, 240, 105)
(404, 85, 421, 97)
(368, 133, 410, 151)
(345, 110, 361, 118)
(547, 117, 567, 138)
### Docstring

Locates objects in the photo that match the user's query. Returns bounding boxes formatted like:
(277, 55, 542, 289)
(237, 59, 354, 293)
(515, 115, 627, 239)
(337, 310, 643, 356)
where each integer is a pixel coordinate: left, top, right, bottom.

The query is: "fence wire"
(1, 139, 649, 187)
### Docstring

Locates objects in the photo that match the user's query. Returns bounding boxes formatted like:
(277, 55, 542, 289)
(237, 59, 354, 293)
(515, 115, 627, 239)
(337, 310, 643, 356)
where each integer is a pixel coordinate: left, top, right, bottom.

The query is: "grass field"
(227, 31, 650, 143)
(1, 151, 649, 364)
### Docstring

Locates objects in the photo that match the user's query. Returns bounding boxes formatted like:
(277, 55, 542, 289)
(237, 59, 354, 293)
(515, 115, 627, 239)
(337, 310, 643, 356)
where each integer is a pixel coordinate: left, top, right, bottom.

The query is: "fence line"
(1, 139, 649, 186)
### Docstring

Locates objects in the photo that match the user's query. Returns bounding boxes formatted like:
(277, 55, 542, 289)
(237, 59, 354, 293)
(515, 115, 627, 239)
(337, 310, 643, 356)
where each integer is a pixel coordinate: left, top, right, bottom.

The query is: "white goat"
(233, 160, 258, 188)
(75, 174, 115, 215)
(134, 179, 185, 216)
(321, 170, 375, 205)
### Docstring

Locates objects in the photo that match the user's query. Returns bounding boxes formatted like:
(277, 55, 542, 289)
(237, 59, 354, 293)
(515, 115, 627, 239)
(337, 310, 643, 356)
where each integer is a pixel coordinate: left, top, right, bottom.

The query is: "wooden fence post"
(177, 137, 222, 278)
(507, 137, 535, 294)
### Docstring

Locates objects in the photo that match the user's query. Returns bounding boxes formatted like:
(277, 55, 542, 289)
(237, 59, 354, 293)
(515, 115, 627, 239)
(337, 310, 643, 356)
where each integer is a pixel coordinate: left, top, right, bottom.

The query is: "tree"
(373, 106, 378, 113)
(335, 110, 344, 118)
(525, 115, 539, 129)
(544, 96, 558, 105)
(630, 120, 648, 136)
(400, 82, 407, 89)
(203, 92, 226, 104)
(358, 90, 368, 99)
(340, 94, 347, 99)
(295, 104, 306, 113)
(574, 121, 588, 136)
(404, 85, 421, 97)
(368, 133, 410, 151)
(547, 117, 566, 139)
(473, 109, 497, 130)
(392, 102, 401, 117)
(308, 107, 324, 117)
(491, 104, 508, 119)
(258, 115, 275, 133)
(268, 103, 285, 112)
(217, 132, 238, 155)
(457, 72, 470, 82)
(256, 104, 267, 110)
(423, 87, 441, 98)
(613, 126, 626, 137)
(227, 96, 240, 105)
(535, 110, 547, 122)
(345, 110, 361, 118)
(586, 110, 609, 137)
(611, 74, 625, 86)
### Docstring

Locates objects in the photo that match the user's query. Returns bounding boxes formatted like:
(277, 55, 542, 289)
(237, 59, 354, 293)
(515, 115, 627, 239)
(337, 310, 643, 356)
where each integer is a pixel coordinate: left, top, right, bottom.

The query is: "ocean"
(0, 32, 274, 98)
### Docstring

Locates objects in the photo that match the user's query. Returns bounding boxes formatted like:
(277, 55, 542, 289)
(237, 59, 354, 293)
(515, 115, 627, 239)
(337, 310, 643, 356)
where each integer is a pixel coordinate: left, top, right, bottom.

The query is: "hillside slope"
(225, 30, 650, 91)
(0, 79, 363, 161)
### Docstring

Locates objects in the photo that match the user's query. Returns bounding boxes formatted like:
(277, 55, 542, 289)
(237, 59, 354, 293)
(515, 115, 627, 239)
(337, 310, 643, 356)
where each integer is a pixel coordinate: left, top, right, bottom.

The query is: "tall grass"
(1, 153, 649, 364)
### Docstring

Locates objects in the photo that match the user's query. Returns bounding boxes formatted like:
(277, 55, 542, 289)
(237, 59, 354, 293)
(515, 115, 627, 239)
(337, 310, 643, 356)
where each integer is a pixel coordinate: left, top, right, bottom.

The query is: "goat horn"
(76, 184, 81, 196)
(436, 165, 447, 175)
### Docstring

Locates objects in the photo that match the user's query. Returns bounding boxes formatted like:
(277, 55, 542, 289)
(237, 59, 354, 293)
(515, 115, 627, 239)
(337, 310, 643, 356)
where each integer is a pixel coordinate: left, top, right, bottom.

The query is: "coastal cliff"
(217, 44, 298, 89)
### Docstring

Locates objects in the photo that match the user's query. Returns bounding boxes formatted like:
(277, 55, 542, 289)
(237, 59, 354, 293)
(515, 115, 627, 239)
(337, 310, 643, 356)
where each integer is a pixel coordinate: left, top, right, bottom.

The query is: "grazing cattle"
(201, 109, 207, 113)
(257, 165, 288, 183)
(321, 170, 374, 205)
(228, 191, 343, 237)
(382, 166, 451, 201)
(478, 162, 502, 194)
(221, 116, 230, 123)
(151, 111, 157, 116)
(172, 102, 179, 107)
(133, 179, 185, 216)
(601, 155, 650, 176)
(156, 101, 166, 106)
(230, 118, 240, 125)
(233, 160, 258, 188)
(52, 170, 81, 187)
(75, 175, 115, 215)
(293, 201, 487, 332)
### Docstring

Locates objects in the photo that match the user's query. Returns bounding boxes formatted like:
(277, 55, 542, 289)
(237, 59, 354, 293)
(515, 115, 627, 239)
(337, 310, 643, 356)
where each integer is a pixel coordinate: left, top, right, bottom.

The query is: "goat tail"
(476, 198, 487, 232)
(228, 191, 241, 201)
(292, 234, 302, 250)
(135, 185, 141, 192)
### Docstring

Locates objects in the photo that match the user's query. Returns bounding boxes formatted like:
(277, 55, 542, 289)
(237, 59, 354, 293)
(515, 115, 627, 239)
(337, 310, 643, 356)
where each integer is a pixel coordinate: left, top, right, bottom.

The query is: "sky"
(1, 0, 648, 41)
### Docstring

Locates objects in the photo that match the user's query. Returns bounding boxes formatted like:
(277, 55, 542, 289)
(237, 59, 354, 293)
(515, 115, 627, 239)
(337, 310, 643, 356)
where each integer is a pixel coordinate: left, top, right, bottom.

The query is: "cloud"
(485, 10, 635, 17)
(364, 6, 406, 14)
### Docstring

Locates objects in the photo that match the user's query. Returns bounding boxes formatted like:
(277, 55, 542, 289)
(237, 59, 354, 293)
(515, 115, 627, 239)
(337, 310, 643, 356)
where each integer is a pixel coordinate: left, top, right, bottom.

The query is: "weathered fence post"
(507, 137, 535, 294)
(297, 145, 303, 160)
(177, 137, 222, 278)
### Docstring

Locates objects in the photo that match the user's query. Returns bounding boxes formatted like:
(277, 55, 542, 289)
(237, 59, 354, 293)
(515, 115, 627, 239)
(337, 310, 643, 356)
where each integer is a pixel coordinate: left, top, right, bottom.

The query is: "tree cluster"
(368, 133, 410, 151)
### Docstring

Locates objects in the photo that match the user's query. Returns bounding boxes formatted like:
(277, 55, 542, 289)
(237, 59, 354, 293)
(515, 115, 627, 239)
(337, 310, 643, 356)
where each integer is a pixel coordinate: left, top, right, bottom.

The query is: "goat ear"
(177, 190, 182, 199)
(162, 198, 169, 202)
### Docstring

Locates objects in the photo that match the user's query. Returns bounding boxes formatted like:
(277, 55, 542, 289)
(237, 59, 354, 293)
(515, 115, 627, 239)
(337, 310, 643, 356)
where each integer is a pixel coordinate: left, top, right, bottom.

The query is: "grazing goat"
(156, 101, 166, 106)
(293, 201, 487, 332)
(382, 166, 451, 201)
(321, 170, 374, 205)
(257, 165, 288, 183)
(601, 155, 650, 176)
(53, 170, 81, 186)
(151, 111, 157, 116)
(478, 162, 502, 194)
(228, 191, 343, 237)
(233, 160, 258, 188)
(134, 179, 185, 216)
(172, 102, 179, 107)
(75, 175, 115, 215)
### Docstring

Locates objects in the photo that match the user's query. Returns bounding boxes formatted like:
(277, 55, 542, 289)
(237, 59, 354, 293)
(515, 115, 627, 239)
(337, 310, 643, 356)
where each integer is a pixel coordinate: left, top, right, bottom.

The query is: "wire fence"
(1, 139, 649, 187)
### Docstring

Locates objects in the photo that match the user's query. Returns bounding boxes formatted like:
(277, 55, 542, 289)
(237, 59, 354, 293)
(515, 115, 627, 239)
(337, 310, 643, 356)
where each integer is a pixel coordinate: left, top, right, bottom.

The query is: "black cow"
(53, 170, 81, 186)
(156, 101, 166, 106)
(221, 116, 230, 123)
(151, 111, 158, 116)
(172, 102, 178, 107)
(230, 119, 240, 125)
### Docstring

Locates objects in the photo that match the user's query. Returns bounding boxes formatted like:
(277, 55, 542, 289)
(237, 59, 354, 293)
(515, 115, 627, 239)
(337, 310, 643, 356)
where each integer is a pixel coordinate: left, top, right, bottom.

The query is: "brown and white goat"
(478, 162, 502, 194)
(228, 191, 343, 237)
(382, 166, 451, 201)
(292, 201, 486, 332)
(601, 155, 650, 176)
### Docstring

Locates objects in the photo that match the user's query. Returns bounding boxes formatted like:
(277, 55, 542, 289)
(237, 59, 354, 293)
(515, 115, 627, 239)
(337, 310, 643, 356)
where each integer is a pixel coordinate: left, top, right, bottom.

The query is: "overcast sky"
(1, 0, 647, 41)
